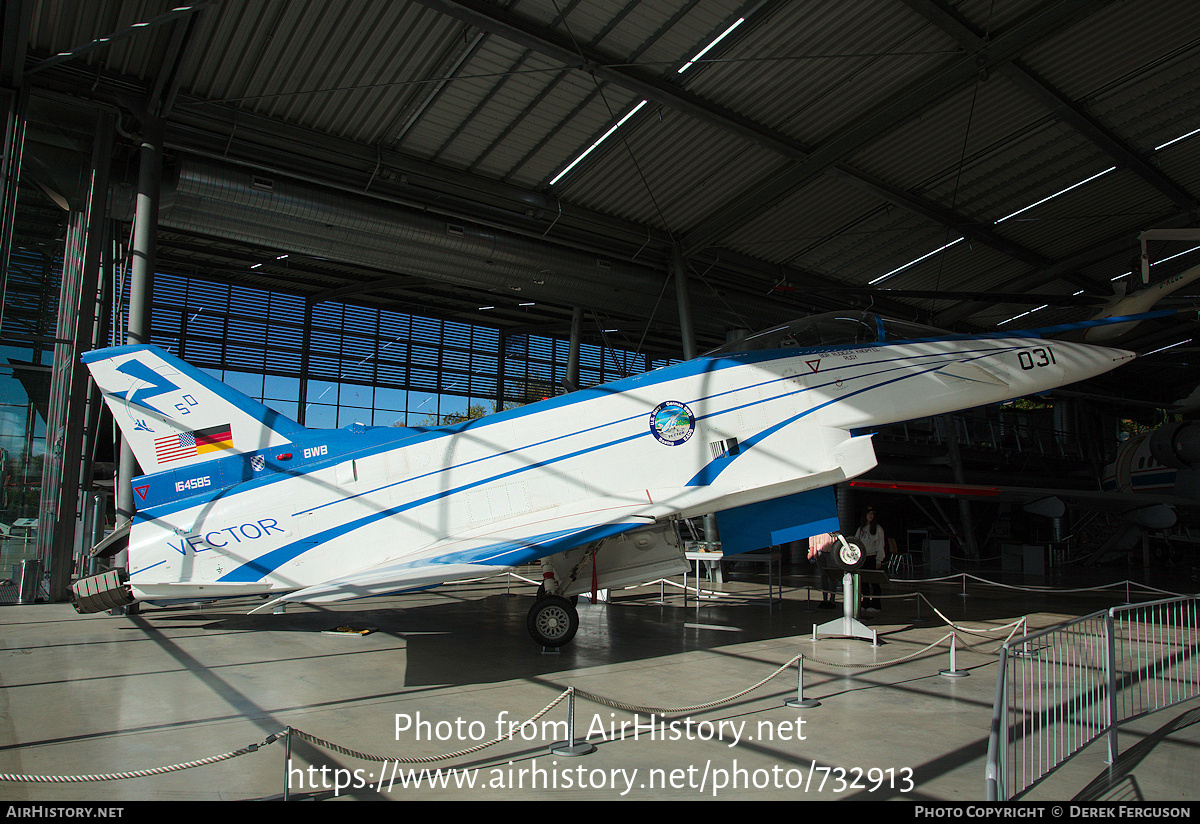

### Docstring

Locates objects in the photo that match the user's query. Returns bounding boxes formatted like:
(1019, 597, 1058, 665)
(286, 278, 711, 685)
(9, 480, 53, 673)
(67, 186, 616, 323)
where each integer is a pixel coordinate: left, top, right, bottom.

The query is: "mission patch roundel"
(649, 401, 696, 446)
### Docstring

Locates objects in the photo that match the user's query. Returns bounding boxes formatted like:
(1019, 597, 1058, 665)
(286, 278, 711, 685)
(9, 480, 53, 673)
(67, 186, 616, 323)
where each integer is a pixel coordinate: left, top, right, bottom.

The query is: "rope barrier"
(0, 732, 286, 783)
(574, 654, 802, 715)
(888, 572, 1190, 598)
(3, 570, 1176, 786)
(0, 691, 573, 784)
(290, 689, 570, 764)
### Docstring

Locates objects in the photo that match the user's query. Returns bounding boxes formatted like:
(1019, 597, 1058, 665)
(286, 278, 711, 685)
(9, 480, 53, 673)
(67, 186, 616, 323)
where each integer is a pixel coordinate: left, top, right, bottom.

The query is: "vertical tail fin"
(83, 345, 307, 474)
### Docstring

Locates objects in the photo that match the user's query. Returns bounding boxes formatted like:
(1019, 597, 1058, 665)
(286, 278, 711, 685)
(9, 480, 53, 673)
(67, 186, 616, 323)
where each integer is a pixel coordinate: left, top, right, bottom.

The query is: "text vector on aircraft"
(71, 311, 1133, 647)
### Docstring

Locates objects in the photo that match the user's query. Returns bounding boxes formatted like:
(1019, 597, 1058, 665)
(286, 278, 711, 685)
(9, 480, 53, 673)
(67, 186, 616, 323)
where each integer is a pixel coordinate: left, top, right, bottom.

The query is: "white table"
(683, 549, 782, 610)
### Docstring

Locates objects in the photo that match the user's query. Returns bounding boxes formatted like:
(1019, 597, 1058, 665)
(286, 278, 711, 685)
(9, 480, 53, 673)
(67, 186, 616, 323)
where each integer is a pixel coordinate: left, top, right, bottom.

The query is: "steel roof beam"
(413, 0, 1107, 300)
(26, 2, 212, 76)
(408, 0, 812, 161)
(679, 0, 1117, 256)
(1, 0, 33, 87)
(826, 164, 1055, 271)
(900, 0, 1197, 211)
(932, 209, 1200, 327)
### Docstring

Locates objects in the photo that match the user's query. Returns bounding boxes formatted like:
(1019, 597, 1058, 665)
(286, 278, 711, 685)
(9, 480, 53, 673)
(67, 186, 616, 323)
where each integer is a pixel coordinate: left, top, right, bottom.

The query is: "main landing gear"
(526, 595, 579, 648)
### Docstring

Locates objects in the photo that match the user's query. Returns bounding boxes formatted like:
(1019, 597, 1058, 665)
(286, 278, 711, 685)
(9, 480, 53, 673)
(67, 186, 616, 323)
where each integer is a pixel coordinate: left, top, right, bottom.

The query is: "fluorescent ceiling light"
(997, 304, 1049, 326)
(550, 100, 648, 185)
(1155, 127, 1200, 152)
(1153, 243, 1200, 265)
(548, 17, 744, 185)
(868, 237, 963, 285)
(993, 166, 1116, 224)
(678, 18, 745, 74)
(873, 164, 1113, 290)
(1144, 338, 1192, 356)
(1107, 244, 1200, 282)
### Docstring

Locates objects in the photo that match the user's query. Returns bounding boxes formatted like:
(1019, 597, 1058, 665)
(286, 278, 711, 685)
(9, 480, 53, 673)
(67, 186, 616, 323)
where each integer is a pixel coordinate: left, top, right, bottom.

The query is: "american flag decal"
(154, 425, 232, 464)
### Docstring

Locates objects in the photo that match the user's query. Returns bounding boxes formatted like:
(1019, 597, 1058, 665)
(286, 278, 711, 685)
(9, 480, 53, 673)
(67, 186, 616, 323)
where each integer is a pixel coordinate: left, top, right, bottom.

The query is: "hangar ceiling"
(7, 0, 1200, 402)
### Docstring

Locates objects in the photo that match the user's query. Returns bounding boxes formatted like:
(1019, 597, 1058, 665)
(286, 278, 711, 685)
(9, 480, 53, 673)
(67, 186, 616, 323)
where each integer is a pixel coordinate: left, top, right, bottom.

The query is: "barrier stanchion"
(283, 727, 291, 801)
(940, 634, 969, 677)
(550, 686, 596, 756)
(785, 655, 820, 708)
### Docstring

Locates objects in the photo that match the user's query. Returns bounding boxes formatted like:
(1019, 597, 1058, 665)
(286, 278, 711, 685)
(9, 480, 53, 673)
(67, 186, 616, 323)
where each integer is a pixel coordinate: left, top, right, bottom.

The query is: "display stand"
(812, 569, 889, 646)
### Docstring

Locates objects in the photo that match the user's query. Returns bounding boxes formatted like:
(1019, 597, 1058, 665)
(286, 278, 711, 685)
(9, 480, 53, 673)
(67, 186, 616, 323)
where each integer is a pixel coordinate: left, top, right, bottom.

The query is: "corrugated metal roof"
(14, 0, 1200, 370)
(692, 0, 955, 147)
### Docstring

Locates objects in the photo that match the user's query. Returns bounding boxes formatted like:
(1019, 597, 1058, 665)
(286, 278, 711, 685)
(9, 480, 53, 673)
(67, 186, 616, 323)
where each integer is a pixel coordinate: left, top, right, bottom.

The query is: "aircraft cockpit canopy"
(707, 311, 948, 355)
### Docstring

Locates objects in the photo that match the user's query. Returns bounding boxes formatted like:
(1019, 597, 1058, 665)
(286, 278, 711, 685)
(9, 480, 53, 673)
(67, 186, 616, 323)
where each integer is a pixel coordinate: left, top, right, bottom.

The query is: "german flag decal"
(194, 424, 234, 454)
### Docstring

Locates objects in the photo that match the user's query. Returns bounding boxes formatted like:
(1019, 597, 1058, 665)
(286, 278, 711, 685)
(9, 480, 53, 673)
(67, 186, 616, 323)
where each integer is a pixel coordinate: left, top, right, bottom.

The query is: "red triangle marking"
(135, 485, 149, 500)
(806, 359, 821, 373)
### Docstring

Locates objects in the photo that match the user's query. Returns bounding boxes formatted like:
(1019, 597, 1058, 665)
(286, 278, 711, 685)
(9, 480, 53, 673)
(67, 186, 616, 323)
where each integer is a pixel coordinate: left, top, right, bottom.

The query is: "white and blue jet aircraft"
(71, 311, 1135, 646)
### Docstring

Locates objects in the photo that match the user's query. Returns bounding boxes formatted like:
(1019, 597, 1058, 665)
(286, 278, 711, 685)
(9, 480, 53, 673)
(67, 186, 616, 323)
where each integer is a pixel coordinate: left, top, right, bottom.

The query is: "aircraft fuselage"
(121, 331, 1132, 604)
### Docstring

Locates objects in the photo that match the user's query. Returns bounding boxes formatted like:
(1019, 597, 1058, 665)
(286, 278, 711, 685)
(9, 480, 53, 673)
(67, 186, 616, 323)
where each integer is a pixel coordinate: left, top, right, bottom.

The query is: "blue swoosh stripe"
(137, 341, 1018, 520)
(685, 350, 1015, 486)
(218, 431, 648, 582)
(219, 344, 1021, 580)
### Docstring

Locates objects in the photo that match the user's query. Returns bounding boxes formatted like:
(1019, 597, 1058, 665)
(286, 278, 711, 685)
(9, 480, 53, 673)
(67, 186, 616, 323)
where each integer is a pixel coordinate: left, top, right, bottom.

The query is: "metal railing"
(986, 595, 1198, 800)
(877, 412, 1086, 461)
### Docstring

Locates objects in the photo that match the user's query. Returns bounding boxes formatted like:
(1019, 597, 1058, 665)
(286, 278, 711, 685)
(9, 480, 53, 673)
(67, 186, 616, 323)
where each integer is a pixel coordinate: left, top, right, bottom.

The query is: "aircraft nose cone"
(1065, 341, 1136, 381)
(1099, 345, 1136, 365)
(1094, 345, 1128, 364)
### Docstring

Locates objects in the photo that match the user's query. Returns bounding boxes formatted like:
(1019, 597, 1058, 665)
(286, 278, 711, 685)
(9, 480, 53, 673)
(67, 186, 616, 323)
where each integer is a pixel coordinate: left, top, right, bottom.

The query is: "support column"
(116, 116, 162, 527)
(673, 245, 711, 546)
(496, 328, 507, 413)
(0, 87, 28, 324)
(565, 306, 582, 392)
(42, 111, 115, 600)
(673, 245, 696, 360)
(943, 413, 979, 560)
(297, 298, 314, 425)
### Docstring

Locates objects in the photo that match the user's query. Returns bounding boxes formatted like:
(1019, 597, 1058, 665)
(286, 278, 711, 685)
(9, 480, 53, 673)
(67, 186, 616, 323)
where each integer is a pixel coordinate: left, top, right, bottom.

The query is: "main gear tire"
(537, 582, 578, 605)
(527, 595, 579, 648)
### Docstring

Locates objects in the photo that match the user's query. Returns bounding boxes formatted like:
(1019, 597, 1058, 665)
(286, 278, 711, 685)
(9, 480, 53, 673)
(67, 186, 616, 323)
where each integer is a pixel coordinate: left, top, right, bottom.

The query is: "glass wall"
(0, 249, 58, 579)
(0, 90, 678, 594)
(148, 271, 671, 430)
(0, 93, 95, 582)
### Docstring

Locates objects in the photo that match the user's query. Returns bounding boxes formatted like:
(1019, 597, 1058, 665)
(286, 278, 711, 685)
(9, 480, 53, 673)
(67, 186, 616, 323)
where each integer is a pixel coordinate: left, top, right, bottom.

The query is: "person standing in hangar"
(855, 508, 887, 612)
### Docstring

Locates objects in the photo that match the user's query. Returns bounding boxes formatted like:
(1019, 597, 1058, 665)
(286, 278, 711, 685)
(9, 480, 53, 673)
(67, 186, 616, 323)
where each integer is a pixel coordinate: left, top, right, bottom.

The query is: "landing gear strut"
(527, 595, 579, 648)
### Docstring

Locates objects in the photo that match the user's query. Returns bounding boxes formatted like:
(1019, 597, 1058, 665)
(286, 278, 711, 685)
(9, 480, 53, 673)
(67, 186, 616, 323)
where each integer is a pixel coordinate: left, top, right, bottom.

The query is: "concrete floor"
(0, 560, 1197, 802)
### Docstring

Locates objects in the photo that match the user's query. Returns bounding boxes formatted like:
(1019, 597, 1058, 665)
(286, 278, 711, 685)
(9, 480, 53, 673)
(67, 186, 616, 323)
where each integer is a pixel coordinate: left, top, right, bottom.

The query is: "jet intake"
(1149, 420, 1200, 469)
